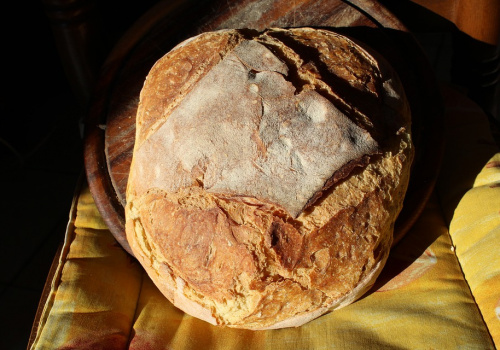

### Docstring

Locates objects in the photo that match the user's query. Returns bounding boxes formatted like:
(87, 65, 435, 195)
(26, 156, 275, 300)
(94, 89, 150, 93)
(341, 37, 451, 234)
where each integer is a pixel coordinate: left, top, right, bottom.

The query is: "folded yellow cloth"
(451, 153, 500, 347)
(437, 86, 500, 348)
(29, 183, 496, 349)
(29, 87, 499, 349)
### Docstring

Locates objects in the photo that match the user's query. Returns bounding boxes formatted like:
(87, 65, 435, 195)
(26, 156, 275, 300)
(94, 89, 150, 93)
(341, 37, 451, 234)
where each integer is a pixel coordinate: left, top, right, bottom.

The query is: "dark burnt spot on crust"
(268, 220, 304, 270)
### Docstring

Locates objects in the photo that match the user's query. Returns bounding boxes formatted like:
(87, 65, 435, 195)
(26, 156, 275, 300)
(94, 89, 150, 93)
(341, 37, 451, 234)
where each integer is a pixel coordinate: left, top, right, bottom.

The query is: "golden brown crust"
(125, 27, 413, 329)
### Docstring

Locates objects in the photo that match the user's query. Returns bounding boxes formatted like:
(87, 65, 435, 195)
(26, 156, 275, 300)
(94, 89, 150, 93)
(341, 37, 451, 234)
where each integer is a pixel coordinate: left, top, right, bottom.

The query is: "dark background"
(0, 1, 158, 349)
(0, 1, 498, 349)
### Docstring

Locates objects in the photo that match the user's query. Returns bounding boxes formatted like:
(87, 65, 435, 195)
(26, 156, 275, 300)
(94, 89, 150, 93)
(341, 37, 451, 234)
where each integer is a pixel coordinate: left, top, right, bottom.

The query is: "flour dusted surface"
(133, 39, 379, 217)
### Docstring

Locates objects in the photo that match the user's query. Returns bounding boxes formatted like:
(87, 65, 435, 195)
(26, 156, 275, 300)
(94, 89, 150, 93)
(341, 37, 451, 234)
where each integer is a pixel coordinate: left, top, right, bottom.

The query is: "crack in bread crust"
(126, 143, 405, 328)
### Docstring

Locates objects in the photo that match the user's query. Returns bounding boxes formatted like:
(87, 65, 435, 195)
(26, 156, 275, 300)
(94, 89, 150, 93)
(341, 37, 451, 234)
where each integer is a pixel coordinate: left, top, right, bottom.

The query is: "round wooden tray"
(84, 0, 444, 256)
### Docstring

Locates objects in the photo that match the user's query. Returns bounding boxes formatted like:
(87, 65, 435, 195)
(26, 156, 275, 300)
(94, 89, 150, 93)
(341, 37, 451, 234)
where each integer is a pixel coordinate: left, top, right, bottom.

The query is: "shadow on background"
(378, 0, 500, 132)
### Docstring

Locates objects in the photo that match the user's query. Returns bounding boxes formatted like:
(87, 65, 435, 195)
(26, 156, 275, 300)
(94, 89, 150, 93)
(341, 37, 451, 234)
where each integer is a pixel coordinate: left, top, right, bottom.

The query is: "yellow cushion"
(449, 153, 500, 346)
(29, 185, 496, 349)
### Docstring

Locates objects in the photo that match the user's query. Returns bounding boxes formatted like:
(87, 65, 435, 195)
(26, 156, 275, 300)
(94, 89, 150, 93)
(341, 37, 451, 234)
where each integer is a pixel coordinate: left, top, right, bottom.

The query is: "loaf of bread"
(125, 27, 413, 329)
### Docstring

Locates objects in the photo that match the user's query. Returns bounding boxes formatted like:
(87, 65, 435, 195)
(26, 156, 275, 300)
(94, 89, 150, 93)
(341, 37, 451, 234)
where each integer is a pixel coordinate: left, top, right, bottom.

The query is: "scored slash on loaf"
(125, 28, 414, 329)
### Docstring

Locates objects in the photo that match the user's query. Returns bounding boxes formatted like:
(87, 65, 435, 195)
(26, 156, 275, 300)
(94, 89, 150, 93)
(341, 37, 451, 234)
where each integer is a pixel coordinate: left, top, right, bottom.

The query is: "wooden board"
(84, 0, 444, 255)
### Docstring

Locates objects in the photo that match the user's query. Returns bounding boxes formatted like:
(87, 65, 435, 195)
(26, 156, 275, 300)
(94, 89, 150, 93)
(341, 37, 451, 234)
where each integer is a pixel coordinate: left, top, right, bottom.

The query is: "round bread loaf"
(125, 27, 413, 329)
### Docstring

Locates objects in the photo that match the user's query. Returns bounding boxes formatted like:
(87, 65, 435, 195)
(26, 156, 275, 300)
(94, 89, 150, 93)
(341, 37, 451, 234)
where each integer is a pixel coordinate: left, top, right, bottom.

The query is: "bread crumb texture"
(125, 28, 413, 329)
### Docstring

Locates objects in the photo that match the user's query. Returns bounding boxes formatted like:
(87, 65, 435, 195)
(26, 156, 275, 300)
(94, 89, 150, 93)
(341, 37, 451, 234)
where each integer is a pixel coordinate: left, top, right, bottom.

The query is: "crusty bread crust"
(125, 28, 413, 329)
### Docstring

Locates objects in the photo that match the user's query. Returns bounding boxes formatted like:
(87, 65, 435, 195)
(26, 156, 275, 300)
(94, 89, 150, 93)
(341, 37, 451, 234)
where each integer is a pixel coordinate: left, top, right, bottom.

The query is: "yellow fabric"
(30, 186, 143, 349)
(30, 185, 495, 350)
(436, 86, 500, 348)
(29, 87, 499, 349)
(449, 153, 500, 348)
